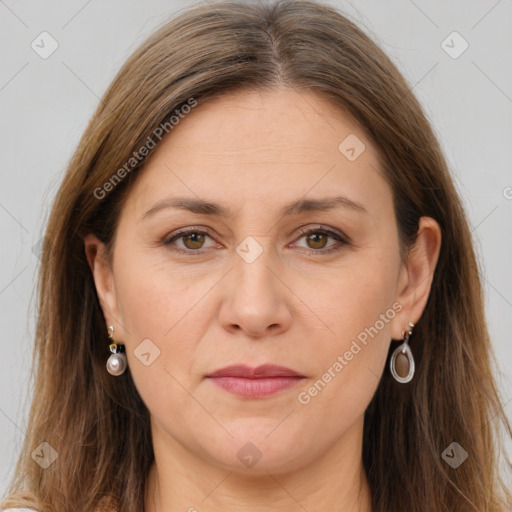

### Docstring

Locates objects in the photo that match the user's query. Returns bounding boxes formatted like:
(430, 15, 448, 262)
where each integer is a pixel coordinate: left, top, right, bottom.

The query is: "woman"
(2, 1, 511, 511)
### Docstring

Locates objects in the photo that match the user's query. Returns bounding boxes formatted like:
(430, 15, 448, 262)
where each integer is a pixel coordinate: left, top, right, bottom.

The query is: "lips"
(206, 364, 305, 399)
(207, 364, 304, 379)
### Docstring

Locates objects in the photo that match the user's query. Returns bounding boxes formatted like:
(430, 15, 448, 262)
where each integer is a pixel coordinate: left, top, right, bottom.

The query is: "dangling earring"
(390, 321, 415, 383)
(106, 325, 127, 376)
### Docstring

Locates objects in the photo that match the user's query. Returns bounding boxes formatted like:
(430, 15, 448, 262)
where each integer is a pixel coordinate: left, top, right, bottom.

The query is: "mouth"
(206, 364, 306, 399)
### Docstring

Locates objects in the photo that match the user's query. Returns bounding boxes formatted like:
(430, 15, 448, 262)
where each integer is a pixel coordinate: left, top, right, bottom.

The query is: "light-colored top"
(2, 501, 116, 511)
(2, 507, 116, 512)
(2, 502, 116, 511)
(2, 509, 39, 511)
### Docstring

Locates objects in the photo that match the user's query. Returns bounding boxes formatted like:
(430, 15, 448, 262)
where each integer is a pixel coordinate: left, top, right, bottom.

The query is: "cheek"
(112, 253, 204, 395)
(295, 253, 398, 416)
(312, 251, 398, 347)
(114, 244, 206, 342)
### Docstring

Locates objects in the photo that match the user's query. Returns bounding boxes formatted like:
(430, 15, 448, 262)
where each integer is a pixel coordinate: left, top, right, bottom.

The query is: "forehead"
(122, 87, 391, 221)
(156, 87, 371, 159)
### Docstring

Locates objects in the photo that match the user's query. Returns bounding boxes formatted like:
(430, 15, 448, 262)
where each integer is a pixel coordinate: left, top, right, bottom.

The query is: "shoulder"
(2, 506, 114, 512)
(2, 497, 116, 512)
(2, 509, 40, 512)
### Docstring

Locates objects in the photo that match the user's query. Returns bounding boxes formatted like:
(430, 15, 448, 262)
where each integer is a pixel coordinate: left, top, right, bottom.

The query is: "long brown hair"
(2, 1, 511, 511)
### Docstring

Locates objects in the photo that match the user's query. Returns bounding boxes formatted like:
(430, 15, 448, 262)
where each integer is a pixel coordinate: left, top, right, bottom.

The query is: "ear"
(84, 233, 122, 337)
(390, 216, 442, 340)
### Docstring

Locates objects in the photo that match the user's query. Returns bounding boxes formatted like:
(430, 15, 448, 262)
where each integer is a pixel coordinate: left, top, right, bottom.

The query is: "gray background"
(1, 0, 511, 496)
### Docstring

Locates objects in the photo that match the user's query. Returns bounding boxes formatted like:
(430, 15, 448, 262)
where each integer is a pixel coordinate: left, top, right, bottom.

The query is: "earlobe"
(83, 233, 117, 325)
(390, 216, 442, 339)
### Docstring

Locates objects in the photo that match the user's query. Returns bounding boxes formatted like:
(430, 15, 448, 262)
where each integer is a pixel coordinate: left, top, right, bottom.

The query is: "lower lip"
(208, 376, 304, 398)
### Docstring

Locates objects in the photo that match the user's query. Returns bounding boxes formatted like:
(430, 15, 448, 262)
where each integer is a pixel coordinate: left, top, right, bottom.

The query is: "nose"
(218, 244, 293, 339)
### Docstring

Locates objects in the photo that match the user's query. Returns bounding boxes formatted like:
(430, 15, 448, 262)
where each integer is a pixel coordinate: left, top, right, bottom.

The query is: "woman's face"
(87, 88, 431, 475)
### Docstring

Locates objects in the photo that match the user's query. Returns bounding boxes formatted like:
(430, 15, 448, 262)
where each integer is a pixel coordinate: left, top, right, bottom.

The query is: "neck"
(144, 416, 373, 512)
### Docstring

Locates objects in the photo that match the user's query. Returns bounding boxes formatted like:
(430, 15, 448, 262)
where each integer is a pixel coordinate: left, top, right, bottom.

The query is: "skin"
(85, 87, 441, 512)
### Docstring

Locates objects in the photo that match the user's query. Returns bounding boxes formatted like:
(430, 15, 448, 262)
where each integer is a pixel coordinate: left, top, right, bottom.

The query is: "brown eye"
(305, 231, 329, 250)
(293, 227, 348, 255)
(182, 232, 206, 250)
(163, 228, 217, 254)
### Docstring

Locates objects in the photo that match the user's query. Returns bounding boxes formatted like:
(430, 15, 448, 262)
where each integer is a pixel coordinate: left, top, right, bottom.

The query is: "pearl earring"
(390, 322, 415, 383)
(106, 325, 127, 376)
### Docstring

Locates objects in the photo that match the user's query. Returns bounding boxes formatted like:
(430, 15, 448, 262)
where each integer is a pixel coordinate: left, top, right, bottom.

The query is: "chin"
(198, 424, 316, 475)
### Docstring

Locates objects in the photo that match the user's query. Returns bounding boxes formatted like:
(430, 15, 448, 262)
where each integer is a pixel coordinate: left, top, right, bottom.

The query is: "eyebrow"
(138, 194, 367, 222)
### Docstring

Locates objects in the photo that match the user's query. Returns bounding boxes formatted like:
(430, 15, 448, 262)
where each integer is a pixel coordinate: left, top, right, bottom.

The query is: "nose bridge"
(233, 234, 278, 304)
(220, 234, 291, 337)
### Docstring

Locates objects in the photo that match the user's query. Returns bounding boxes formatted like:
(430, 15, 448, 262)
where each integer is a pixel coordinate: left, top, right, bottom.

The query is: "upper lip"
(207, 364, 304, 378)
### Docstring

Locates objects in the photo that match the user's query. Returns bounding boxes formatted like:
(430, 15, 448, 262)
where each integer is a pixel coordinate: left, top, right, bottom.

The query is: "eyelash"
(161, 225, 349, 256)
